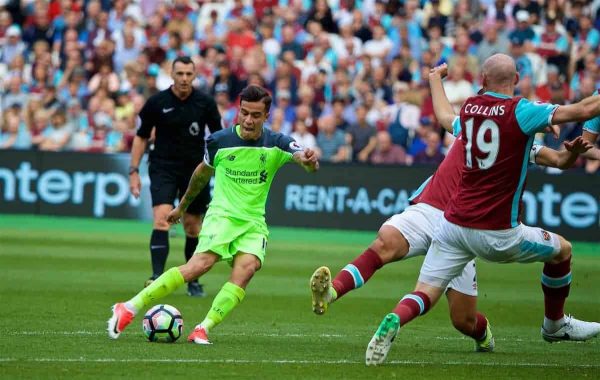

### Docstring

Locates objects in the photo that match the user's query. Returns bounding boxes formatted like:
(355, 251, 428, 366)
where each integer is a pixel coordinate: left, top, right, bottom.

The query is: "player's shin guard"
(200, 282, 246, 332)
(129, 267, 185, 311)
(541, 258, 571, 321)
(392, 291, 431, 326)
(150, 229, 169, 278)
(331, 248, 383, 300)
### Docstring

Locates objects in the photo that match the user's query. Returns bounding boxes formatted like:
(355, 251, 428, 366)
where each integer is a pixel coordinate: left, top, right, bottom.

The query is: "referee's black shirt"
(137, 87, 222, 165)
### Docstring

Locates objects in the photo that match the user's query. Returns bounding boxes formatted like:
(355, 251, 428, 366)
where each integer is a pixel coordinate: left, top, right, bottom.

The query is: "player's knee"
(372, 227, 408, 263)
(182, 254, 215, 279)
(182, 214, 202, 236)
(240, 259, 261, 277)
(183, 223, 199, 236)
(153, 220, 170, 230)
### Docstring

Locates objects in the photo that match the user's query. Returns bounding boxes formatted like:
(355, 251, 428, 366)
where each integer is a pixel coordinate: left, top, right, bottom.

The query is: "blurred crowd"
(0, 0, 599, 173)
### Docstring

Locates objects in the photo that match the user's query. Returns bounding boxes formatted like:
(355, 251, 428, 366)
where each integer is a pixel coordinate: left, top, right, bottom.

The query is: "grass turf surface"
(1, 215, 599, 379)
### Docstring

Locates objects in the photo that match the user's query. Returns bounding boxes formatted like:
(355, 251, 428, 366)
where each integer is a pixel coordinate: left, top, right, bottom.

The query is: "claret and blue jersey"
(445, 92, 559, 230)
(583, 90, 600, 137)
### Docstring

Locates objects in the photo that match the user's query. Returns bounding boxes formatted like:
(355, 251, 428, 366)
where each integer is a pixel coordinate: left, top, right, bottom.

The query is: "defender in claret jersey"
(365, 56, 600, 366)
(108, 85, 319, 344)
(311, 63, 592, 359)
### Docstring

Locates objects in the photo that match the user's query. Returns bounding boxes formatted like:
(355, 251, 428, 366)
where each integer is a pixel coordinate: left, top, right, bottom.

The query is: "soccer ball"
(142, 304, 183, 342)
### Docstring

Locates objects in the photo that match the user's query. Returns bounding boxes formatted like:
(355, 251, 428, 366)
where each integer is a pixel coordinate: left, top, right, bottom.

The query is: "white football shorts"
(383, 203, 478, 296)
(419, 216, 561, 289)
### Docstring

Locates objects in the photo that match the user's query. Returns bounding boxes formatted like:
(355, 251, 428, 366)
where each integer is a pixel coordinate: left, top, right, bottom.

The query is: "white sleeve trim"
(547, 105, 559, 127)
(530, 144, 544, 164)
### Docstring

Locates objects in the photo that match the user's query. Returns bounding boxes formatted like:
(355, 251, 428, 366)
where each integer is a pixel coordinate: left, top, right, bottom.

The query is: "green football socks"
(200, 282, 246, 332)
(128, 267, 185, 313)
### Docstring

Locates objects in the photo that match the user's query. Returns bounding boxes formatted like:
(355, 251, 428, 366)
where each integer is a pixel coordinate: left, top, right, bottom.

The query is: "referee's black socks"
(185, 236, 199, 263)
(150, 229, 169, 278)
(185, 236, 199, 283)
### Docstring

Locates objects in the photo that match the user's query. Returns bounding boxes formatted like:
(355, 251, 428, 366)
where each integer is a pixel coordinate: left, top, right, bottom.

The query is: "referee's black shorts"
(148, 158, 210, 215)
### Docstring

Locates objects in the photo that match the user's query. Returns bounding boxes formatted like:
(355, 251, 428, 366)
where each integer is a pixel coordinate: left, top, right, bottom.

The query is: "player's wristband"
(129, 166, 139, 175)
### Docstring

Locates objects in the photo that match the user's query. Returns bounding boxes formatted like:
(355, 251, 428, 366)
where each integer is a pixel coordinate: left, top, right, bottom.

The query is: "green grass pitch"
(1, 215, 599, 379)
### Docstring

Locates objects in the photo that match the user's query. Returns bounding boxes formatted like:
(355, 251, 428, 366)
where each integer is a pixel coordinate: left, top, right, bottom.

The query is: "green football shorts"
(195, 214, 269, 265)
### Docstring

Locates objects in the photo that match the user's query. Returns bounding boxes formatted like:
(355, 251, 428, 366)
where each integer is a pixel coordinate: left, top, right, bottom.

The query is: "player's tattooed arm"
(180, 162, 214, 211)
(167, 163, 214, 224)
(293, 148, 320, 172)
(428, 63, 457, 133)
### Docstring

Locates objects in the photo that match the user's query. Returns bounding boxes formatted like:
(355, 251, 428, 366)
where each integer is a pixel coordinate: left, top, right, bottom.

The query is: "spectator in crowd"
(39, 107, 72, 151)
(280, 23, 303, 60)
(413, 130, 445, 166)
(536, 65, 567, 102)
(509, 10, 536, 44)
(1, 25, 26, 65)
(316, 114, 348, 163)
(0, 0, 597, 171)
(2, 75, 28, 110)
(212, 60, 244, 102)
(369, 130, 409, 165)
(476, 21, 510, 65)
(511, 36, 534, 83)
(291, 118, 317, 150)
(443, 64, 476, 112)
(346, 103, 377, 162)
(0, 106, 30, 149)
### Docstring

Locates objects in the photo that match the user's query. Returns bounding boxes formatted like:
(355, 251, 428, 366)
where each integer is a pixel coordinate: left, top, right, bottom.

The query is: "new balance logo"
(227, 155, 236, 161)
(259, 170, 268, 183)
(162, 107, 175, 113)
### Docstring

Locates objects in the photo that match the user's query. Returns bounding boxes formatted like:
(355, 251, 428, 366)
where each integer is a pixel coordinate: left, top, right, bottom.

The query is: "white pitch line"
(7, 331, 344, 338)
(7, 330, 557, 343)
(0, 358, 599, 368)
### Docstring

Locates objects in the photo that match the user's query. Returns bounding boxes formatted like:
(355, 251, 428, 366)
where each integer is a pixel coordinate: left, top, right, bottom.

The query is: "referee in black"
(129, 56, 222, 297)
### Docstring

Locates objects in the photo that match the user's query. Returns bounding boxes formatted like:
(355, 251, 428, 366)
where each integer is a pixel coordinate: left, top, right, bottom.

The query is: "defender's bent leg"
(447, 289, 493, 352)
(311, 226, 409, 315)
(365, 282, 443, 366)
(333, 226, 409, 299)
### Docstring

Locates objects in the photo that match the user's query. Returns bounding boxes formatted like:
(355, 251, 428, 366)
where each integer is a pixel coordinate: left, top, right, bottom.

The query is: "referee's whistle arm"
(129, 174, 141, 198)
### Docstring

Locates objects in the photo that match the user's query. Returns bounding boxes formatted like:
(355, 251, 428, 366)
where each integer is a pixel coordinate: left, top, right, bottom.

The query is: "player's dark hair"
(240, 85, 272, 113)
(172, 56, 194, 69)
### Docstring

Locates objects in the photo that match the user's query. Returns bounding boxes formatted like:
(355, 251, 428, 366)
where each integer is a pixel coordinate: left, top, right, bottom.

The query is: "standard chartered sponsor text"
(225, 168, 261, 184)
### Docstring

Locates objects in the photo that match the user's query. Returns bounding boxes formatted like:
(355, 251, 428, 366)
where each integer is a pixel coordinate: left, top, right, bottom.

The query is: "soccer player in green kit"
(108, 85, 319, 344)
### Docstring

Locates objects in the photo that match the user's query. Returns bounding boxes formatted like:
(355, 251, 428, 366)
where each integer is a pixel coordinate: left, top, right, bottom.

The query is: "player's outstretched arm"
(552, 94, 600, 125)
(428, 63, 457, 133)
(167, 162, 215, 224)
(535, 137, 593, 169)
(580, 130, 600, 160)
(293, 148, 320, 172)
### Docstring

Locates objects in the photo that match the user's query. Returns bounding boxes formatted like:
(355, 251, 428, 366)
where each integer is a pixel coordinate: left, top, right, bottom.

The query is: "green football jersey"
(204, 125, 304, 223)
